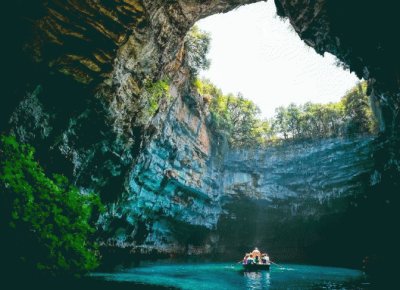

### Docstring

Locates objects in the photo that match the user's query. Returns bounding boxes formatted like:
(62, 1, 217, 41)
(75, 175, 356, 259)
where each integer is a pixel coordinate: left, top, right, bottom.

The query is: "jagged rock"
(4, 0, 400, 134)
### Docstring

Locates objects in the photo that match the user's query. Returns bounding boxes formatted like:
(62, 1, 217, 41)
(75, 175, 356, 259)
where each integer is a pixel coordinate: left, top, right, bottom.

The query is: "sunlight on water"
(91, 263, 367, 290)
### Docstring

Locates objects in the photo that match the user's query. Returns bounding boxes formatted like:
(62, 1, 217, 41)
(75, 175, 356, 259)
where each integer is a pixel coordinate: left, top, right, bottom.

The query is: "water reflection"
(243, 271, 271, 289)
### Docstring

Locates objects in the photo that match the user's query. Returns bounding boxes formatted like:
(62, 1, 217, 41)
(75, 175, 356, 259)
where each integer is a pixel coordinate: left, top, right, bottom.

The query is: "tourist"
(247, 254, 254, 264)
(252, 247, 261, 258)
(261, 253, 270, 264)
(243, 253, 250, 264)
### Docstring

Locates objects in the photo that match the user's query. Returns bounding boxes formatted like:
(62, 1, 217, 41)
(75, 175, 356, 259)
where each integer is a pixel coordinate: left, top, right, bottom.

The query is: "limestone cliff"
(99, 89, 223, 255)
(219, 137, 375, 264)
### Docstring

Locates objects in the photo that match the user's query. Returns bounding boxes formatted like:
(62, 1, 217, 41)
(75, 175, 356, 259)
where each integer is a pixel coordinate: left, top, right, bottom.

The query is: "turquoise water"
(91, 263, 369, 289)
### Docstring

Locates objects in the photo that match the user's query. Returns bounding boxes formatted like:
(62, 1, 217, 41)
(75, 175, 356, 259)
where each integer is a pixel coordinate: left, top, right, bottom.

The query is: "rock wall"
(223, 138, 374, 203)
(218, 137, 375, 265)
(99, 89, 223, 256)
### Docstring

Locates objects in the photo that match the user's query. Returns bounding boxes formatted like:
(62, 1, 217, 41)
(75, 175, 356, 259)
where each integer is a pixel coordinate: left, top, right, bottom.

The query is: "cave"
(1, 0, 400, 288)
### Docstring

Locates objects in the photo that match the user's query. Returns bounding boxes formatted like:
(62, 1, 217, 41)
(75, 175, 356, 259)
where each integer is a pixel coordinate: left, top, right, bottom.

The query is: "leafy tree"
(342, 82, 376, 134)
(194, 77, 222, 98)
(253, 118, 276, 144)
(184, 26, 211, 78)
(286, 103, 302, 138)
(0, 135, 102, 278)
(227, 93, 261, 147)
(300, 102, 345, 138)
(195, 78, 377, 148)
(322, 102, 346, 136)
(273, 106, 290, 139)
(271, 83, 376, 141)
(204, 85, 268, 148)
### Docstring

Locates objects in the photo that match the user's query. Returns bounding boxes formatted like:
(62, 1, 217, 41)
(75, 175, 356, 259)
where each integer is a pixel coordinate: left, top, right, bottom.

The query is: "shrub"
(142, 79, 171, 120)
(0, 135, 102, 277)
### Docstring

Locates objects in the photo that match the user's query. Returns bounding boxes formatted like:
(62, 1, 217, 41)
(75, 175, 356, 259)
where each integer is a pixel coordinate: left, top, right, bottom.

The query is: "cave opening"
(196, 1, 360, 119)
(1, 0, 400, 287)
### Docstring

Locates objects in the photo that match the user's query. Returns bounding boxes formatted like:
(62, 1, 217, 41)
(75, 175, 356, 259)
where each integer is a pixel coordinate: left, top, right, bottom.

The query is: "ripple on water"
(90, 263, 367, 290)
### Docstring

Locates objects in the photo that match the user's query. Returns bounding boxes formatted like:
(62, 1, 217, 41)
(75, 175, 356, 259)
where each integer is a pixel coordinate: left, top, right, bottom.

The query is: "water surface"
(91, 262, 368, 289)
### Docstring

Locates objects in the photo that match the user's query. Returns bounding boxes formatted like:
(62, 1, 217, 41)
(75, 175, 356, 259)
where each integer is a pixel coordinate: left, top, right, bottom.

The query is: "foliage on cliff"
(195, 78, 272, 148)
(195, 78, 377, 148)
(184, 26, 211, 79)
(273, 82, 377, 139)
(0, 135, 102, 277)
(142, 79, 171, 121)
(342, 82, 378, 134)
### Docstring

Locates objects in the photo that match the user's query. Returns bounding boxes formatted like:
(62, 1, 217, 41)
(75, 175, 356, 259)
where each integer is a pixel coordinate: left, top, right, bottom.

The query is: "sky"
(196, 1, 360, 118)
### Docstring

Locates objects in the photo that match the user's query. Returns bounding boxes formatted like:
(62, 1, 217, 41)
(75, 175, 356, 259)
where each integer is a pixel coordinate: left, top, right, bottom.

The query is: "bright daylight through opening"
(197, 1, 360, 118)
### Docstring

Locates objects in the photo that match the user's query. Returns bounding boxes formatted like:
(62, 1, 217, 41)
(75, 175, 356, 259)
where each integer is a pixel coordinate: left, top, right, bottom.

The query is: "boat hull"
(243, 263, 271, 271)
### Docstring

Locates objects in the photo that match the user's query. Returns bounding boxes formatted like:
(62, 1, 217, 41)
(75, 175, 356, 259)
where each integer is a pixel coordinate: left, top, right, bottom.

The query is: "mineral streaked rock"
(222, 137, 374, 203)
(99, 90, 223, 253)
(23, 0, 258, 82)
(28, 0, 147, 84)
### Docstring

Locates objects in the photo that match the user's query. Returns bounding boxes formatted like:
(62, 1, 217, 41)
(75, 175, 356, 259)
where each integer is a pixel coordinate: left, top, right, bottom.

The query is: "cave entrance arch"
(2, 0, 399, 281)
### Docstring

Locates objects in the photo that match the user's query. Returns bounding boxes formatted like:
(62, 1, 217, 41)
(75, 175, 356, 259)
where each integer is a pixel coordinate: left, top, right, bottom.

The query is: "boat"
(242, 248, 271, 271)
(243, 263, 270, 271)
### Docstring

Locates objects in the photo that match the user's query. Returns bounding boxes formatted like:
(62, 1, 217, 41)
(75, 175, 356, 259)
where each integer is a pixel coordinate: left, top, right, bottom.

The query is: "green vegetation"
(184, 26, 211, 79)
(274, 102, 345, 139)
(194, 78, 273, 148)
(142, 79, 171, 119)
(0, 135, 102, 277)
(342, 82, 378, 134)
(194, 78, 377, 149)
(273, 82, 377, 140)
(209, 92, 269, 148)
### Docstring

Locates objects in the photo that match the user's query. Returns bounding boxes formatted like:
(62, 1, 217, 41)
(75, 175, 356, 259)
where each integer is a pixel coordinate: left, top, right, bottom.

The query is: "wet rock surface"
(98, 92, 223, 255)
(218, 137, 375, 264)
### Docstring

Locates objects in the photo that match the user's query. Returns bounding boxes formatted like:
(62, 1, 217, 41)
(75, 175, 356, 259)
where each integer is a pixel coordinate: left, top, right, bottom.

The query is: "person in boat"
(252, 247, 261, 257)
(261, 253, 270, 264)
(254, 255, 260, 264)
(251, 247, 261, 260)
(246, 254, 254, 264)
(243, 253, 250, 264)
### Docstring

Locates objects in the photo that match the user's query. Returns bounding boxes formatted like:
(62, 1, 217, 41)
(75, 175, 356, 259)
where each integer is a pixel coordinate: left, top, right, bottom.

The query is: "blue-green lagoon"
(91, 262, 368, 289)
